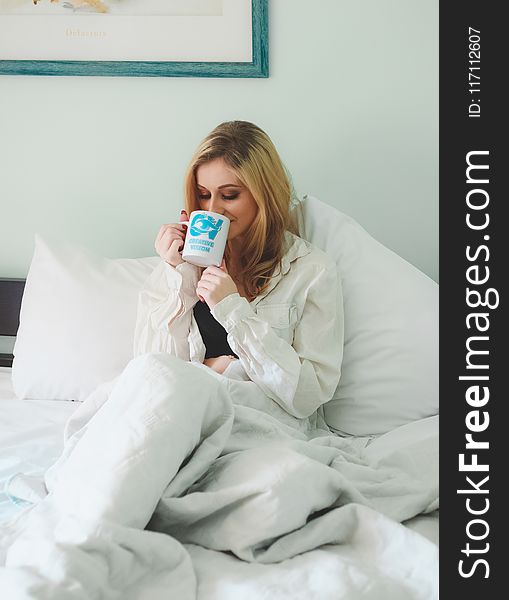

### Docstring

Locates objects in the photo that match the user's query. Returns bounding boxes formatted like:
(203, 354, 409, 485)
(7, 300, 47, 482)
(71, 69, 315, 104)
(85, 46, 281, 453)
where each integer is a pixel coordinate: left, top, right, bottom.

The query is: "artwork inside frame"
(0, 0, 268, 78)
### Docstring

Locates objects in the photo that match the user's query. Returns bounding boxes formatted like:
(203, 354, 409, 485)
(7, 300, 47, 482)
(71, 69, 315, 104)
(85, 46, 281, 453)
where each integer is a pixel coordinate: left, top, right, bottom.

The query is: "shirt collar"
(251, 230, 312, 306)
(281, 230, 312, 275)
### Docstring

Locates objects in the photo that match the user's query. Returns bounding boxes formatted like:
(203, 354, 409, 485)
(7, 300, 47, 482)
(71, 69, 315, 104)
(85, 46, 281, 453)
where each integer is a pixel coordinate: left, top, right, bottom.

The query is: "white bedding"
(0, 367, 78, 524)
(0, 363, 438, 599)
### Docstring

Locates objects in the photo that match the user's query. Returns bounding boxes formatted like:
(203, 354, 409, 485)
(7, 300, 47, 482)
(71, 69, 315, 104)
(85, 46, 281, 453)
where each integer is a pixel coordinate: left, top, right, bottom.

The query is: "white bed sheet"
(0, 367, 78, 523)
(0, 366, 438, 599)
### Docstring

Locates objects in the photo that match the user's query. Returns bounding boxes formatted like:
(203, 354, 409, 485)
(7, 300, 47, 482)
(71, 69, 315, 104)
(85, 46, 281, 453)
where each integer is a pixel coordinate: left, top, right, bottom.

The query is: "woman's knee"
(122, 353, 226, 398)
(128, 352, 184, 372)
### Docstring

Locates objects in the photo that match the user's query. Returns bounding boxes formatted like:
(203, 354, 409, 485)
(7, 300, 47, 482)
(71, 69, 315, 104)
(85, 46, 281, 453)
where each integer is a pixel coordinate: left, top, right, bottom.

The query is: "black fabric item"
(193, 300, 239, 359)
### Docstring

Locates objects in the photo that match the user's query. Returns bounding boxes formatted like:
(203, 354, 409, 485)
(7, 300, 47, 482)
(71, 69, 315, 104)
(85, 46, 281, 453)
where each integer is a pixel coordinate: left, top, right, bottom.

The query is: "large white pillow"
(295, 195, 438, 436)
(12, 235, 159, 401)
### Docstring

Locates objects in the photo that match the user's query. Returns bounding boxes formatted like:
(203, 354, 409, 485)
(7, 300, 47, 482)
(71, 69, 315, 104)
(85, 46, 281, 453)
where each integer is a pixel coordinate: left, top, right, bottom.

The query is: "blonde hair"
(183, 121, 300, 300)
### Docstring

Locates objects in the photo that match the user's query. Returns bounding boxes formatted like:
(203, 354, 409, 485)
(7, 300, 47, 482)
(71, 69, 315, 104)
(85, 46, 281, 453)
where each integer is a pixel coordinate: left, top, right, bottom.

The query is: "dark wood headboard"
(0, 278, 26, 367)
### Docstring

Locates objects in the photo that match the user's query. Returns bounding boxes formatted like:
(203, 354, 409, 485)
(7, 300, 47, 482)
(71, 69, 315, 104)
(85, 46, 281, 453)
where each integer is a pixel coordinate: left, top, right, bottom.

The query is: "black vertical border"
(441, 2, 506, 596)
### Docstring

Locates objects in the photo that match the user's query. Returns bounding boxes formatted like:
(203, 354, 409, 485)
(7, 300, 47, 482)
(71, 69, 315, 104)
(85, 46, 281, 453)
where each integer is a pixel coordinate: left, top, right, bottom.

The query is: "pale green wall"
(0, 0, 438, 281)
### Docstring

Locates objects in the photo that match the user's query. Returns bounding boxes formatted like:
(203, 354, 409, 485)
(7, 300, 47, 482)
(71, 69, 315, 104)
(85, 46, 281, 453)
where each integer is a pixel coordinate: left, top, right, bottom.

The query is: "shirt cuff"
(163, 261, 200, 292)
(211, 293, 255, 333)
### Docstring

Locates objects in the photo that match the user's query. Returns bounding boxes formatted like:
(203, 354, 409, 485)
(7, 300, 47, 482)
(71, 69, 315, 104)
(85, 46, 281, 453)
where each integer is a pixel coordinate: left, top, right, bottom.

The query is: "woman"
(135, 120, 344, 425)
(1, 122, 347, 591)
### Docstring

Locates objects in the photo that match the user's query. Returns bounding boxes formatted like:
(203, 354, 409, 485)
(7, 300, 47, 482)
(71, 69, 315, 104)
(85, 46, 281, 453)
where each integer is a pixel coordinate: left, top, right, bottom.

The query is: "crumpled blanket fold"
(0, 353, 438, 598)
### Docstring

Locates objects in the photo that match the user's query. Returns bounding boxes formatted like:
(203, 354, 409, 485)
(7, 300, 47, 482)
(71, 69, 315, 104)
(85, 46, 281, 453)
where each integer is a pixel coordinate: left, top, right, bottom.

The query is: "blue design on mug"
(190, 214, 224, 240)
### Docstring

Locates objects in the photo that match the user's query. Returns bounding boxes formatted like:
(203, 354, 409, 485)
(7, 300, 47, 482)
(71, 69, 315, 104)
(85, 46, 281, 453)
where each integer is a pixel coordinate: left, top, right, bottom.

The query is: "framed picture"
(0, 0, 268, 78)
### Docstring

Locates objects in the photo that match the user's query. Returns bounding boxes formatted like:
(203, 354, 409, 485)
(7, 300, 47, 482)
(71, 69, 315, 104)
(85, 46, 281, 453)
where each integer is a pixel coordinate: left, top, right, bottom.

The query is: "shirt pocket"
(255, 303, 298, 344)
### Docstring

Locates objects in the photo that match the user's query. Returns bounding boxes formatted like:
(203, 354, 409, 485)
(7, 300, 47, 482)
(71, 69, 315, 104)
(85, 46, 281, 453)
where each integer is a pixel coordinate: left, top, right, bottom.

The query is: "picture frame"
(0, 0, 268, 78)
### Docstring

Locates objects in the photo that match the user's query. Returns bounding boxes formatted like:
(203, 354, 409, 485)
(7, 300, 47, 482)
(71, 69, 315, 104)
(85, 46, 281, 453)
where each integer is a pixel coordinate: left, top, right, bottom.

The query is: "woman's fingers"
(159, 229, 184, 252)
(156, 223, 187, 246)
(153, 216, 190, 266)
(196, 281, 210, 294)
(201, 267, 228, 282)
(155, 233, 184, 263)
(196, 280, 212, 302)
(199, 272, 223, 285)
(203, 266, 229, 278)
(163, 227, 185, 243)
(156, 224, 168, 245)
(169, 238, 183, 254)
(156, 226, 169, 248)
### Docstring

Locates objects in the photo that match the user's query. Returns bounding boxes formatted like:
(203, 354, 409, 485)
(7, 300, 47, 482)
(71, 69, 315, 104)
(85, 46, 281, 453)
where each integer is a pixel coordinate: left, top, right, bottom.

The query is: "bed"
(0, 195, 439, 598)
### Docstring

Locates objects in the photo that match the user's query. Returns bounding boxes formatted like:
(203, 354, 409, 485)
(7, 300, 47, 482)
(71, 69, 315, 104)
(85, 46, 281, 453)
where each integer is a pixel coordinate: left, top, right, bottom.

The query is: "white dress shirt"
(134, 231, 344, 421)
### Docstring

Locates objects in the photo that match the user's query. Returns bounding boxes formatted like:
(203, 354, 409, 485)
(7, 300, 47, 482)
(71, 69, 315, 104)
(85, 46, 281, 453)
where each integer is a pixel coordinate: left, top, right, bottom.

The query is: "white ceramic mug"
(181, 210, 230, 267)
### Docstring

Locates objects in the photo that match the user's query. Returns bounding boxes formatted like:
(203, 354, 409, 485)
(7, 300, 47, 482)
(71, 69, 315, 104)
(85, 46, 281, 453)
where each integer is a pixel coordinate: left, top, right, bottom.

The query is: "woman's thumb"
(179, 209, 188, 223)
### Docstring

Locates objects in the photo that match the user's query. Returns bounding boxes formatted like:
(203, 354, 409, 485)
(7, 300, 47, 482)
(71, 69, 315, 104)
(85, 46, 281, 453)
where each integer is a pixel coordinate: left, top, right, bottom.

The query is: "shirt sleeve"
(211, 263, 344, 419)
(133, 260, 201, 361)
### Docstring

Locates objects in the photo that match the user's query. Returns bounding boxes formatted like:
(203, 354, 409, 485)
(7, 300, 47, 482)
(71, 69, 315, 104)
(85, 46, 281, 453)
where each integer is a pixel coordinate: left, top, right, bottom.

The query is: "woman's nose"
(207, 196, 225, 214)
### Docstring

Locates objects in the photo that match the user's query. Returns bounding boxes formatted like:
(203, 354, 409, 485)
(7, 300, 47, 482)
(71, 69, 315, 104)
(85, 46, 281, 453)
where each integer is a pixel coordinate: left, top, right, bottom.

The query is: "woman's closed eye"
(198, 194, 239, 201)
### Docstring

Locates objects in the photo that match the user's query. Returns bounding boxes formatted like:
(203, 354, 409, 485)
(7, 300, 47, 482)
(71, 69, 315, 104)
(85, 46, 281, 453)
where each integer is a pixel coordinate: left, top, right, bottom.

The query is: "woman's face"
(195, 158, 258, 244)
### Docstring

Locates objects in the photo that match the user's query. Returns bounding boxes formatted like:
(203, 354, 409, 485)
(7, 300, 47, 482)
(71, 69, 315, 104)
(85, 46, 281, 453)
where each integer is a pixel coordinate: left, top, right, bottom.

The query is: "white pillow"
(296, 195, 438, 436)
(12, 235, 159, 401)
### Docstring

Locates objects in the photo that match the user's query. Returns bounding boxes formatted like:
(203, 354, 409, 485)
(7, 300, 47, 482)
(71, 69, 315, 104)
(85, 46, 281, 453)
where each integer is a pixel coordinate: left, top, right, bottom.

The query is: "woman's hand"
(154, 210, 189, 267)
(196, 259, 239, 310)
(203, 355, 238, 374)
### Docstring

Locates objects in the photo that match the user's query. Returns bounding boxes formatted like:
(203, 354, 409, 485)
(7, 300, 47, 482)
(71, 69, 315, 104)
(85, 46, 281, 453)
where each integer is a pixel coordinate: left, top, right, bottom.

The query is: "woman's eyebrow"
(197, 183, 242, 189)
